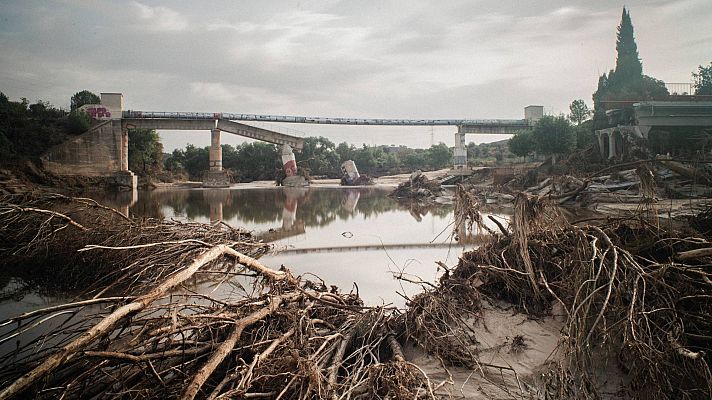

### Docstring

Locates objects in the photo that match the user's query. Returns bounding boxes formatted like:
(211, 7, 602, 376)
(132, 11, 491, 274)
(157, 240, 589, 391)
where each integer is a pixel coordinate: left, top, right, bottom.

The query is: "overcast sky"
(1, 0, 709, 151)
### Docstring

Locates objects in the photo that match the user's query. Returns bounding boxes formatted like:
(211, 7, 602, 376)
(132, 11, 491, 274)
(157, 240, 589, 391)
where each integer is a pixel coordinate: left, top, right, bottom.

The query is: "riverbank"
(149, 168, 453, 190)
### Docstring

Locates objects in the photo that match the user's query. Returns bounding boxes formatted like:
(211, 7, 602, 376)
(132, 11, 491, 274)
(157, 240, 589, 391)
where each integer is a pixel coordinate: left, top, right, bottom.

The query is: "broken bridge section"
(596, 101, 712, 161)
(41, 91, 542, 190)
(122, 118, 305, 151)
(122, 117, 305, 187)
(127, 106, 545, 176)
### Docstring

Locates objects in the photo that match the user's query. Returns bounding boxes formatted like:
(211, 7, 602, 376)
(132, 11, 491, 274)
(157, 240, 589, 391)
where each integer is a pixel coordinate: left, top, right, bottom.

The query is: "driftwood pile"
(522, 158, 712, 205)
(466, 158, 712, 210)
(390, 171, 443, 201)
(0, 193, 268, 295)
(0, 194, 441, 399)
(2, 190, 712, 399)
(451, 192, 712, 399)
(340, 175, 374, 186)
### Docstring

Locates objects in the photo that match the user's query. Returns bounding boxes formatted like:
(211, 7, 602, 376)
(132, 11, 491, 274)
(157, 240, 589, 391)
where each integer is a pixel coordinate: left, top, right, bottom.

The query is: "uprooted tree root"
(0, 192, 268, 296)
(447, 191, 712, 399)
(3, 191, 712, 399)
(0, 193, 441, 400)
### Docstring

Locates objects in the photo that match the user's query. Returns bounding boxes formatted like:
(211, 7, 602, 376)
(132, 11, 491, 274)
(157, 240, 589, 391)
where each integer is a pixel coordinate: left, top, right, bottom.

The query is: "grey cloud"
(1, 0, 709, 150)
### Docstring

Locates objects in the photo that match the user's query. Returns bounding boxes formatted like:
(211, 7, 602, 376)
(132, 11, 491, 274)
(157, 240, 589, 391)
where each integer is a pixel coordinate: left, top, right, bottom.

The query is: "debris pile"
(2, 191, 712, 399)
(0, 193, 440, 400)
(469, 158, 712, 209)
(340, 175, 374, 186)
(446, 194, 712, 398)
(390, 171, 443, 200)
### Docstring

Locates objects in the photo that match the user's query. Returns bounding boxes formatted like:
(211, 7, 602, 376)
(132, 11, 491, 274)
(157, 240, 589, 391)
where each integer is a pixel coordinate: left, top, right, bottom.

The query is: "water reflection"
(86, 186, 509, 306)
(97, 189, 138, 217)
(106, 187, 451, 229)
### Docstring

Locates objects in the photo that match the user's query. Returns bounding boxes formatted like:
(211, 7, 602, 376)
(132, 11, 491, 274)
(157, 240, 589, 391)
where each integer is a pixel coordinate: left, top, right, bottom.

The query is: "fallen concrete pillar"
(340, 160, 360, 185)
(281, 144, 297, 176)
(280, 144, 308, 187)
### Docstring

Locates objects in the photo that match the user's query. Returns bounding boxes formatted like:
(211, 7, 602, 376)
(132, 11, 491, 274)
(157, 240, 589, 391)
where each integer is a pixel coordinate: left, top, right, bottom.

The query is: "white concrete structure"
(525, 105, 544, 124)
(210, 128, 222, 171)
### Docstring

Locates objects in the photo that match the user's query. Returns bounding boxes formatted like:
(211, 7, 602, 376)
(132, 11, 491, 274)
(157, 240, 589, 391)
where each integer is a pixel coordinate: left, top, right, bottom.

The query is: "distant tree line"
(165, 137, 454, 182)
(0, 91, 92, 160)
(504, 97, 597, 164)
(0, 90, 167, 177)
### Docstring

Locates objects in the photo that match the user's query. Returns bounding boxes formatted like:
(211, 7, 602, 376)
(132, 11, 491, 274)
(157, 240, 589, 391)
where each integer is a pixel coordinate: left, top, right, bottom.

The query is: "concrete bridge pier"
(452, 131, 469, 175)
(203, 127, 230, 187)
(121, 129, 129, 171)
(608, 132, 619, 160)
(113, 126, 138, 190)
(210, 128, 222, 171)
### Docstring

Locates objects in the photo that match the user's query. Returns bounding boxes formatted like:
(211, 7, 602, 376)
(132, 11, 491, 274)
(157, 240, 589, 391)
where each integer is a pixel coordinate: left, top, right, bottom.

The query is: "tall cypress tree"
(612, 8, 642, 85)
(591, 7, 668, 129)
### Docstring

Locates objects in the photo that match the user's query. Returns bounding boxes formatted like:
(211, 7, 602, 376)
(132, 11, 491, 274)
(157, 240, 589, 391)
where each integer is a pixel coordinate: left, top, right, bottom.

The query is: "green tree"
(383, 152, 399, 170)
(568, 99, 591, 125)
(530, 115, 574, 164)
(70, 90, 100, 111)
(128, 128, 163, 174)
(508, 131, 535, 161)
(574, 121, 595, 149)
(336, 142, 356, 163)
(402, 149, 427, 170)
(296, 137, 341, 177)
(612, 7, 642, 85)
(353, 145, 382, 174)
(66, 109, 90, 134)
(466, 142, 481, 163)
(693, 62, 712, 95)
(426, 142, 451, 168)
(592, 8, 668, 129)
(0, 93, 71, 157)
(182, 144, 210, 179)
(234, 142, 281, 181)
(164, 148, 186, 173)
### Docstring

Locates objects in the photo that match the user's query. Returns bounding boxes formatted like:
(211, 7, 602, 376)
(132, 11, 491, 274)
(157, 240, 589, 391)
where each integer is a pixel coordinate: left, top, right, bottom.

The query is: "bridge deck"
(123, 111, 529, 127)
(123, 118, 304, 150)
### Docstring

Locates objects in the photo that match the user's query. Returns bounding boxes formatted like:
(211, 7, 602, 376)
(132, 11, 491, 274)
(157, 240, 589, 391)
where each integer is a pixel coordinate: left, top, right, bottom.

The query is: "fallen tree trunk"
(659, 158, 712, 185)
(677, 246, 712, 261)
(0, 244, 238, 400)
(182, 292, 300, 400)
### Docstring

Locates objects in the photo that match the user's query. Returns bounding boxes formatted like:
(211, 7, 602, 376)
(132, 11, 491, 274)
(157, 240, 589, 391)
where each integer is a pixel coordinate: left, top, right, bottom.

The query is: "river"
(0, 185, 508, 311)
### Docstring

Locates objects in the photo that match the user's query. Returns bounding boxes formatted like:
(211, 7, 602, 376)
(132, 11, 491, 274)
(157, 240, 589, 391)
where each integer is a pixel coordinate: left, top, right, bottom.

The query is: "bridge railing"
(241, 121, 307, 137)
(665, 82, 694, 95)
(123, 110, 528, 127)
(123, 111, 219, 119)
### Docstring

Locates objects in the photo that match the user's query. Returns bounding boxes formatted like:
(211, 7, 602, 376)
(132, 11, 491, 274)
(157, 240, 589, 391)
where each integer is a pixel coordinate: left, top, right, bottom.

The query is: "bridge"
(596, 101, 712, 160)
(41, 93, 542, 189)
